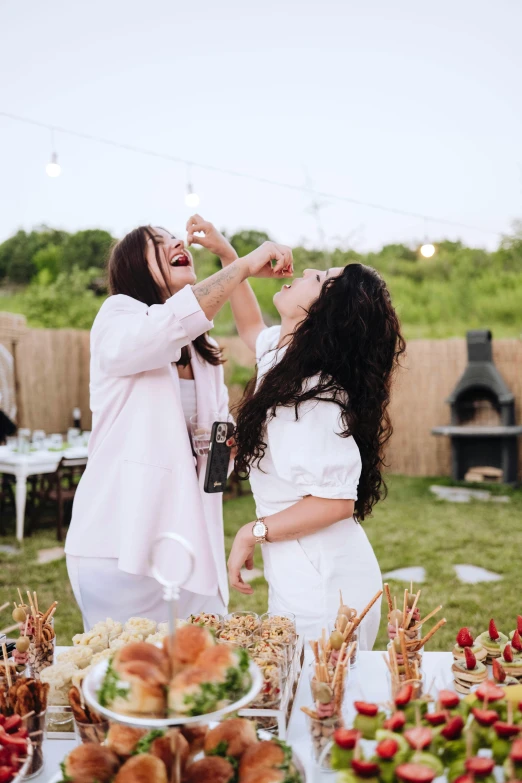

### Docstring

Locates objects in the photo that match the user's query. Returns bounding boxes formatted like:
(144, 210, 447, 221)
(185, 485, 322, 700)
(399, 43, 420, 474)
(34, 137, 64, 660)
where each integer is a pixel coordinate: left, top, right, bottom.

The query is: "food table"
(33, 648, 454, 782)
(0, 445, 88, 541)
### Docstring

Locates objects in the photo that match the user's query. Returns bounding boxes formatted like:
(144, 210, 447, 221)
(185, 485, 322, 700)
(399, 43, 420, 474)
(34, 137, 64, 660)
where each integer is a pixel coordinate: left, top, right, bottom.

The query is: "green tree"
(0, 227, 68, 283)
(33, 244, 64, 282)
(22, 267, 103, 329)
(229, 230, 271, 257)
(62, 230, 114, 272)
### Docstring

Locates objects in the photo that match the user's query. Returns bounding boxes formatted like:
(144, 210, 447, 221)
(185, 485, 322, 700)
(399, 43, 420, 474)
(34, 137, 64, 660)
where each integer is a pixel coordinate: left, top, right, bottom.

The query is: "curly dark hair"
(234, 263, 405, 520)
(108, 226, 222, 367)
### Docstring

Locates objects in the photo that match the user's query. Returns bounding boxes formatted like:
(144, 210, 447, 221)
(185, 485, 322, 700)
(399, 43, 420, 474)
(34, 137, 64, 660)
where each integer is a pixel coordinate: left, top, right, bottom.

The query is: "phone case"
(204, 421, 235, 493)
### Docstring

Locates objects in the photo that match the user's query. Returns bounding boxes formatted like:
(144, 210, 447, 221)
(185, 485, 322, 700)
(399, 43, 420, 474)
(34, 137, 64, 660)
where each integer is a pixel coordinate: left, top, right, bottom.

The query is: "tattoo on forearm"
(193, 264, 240, 308)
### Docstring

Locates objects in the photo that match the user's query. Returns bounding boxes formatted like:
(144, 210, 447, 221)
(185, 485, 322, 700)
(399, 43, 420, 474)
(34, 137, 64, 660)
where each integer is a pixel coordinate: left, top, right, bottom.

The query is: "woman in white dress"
(224, 253, 405, 647)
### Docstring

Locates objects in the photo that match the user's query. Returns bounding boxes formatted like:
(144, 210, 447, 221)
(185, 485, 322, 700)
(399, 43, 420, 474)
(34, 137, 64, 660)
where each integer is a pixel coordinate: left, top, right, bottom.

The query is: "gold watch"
(252, 518, 268, 544)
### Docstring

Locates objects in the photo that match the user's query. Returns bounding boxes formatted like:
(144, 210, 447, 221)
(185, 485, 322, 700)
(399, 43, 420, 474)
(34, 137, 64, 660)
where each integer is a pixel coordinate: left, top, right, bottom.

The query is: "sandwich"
(61, 743, 120, 783)
(166, 625, 216, 673)
(113, 753, 168, 783)
(183, 756, 236, 783)
(204, 717, 258, 758)
(239, 740, 297, 783)
(106, 724, 147, 758)
(98, 644, 169, 716)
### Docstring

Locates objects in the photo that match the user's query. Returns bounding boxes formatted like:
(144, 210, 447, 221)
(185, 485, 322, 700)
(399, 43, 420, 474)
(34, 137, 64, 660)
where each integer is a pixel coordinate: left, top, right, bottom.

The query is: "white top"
(179, 378, 197, 430)
(249, 326, 362, 518)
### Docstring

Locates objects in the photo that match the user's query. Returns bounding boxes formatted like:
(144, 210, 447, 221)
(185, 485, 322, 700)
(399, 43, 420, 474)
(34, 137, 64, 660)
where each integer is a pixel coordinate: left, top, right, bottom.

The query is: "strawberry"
(476, 681, 505, 702)
(465, 758, 495, 776)
(438, 690, 460, 709)
(504, 643, 514, 663)
(456, 627, 474, 647)
(453, 777, 473, 783)
(489, 619, 500, 640)
(334, 728, 361, 750)
(351, 759, 381, 778)
(425, 711, 448, 726)
(511, 738, 522, 763)
(441, 716, 464, 740)
(383, 711, 406, 732)
(493, 658, 506, 683)
(472, 708, 499, 727)
(376, 738, 399, 760)
(494, 722, 521, 739)
(513, 630, 522, 652)
(517, 616, 522, 635)
(396, 763, 437, 783)
(404, 727, 432, 750)
(464, 647, 476, 670)
(395, 684, 413, 707)
(354, 701, 379, 717)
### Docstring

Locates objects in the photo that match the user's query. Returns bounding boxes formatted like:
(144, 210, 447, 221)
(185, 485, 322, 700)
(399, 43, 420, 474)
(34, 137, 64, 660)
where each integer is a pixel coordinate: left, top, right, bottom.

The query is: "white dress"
(249, 327, 382, 648)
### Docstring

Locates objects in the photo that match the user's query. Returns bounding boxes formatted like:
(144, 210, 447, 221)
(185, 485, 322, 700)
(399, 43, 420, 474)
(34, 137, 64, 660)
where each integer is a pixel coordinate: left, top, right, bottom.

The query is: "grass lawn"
(0, 475, 521, 650)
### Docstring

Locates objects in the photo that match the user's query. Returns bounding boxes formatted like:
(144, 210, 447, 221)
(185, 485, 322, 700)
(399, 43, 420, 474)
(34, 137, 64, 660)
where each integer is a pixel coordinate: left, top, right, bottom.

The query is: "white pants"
(67, 555, 227, 632)
(262, 517, 382, 648)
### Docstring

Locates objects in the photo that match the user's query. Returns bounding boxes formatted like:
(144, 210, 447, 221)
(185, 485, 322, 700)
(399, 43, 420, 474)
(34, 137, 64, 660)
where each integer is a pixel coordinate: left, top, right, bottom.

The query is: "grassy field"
(0, 475, 521, 650)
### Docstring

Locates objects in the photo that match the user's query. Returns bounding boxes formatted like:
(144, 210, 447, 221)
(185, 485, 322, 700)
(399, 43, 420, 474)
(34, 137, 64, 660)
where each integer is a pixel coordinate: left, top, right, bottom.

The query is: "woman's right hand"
(240, 241, 294, 279)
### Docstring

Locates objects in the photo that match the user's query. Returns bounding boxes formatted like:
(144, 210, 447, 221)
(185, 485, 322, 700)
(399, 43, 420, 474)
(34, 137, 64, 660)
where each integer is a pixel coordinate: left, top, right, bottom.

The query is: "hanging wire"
(0, 110, 502, 238)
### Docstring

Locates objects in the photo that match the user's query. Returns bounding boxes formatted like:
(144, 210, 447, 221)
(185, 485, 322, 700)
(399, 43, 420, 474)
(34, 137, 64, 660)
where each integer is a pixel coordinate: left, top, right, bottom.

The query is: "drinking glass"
(32, 430, 46, 450)
(67, 428, 81, 446)
(74, 717, 109, 744)
(307, 714, 344, 770)
(17, 428, 31, 454)
(49, 433, 63, 450)
(190, 415, 215, 456)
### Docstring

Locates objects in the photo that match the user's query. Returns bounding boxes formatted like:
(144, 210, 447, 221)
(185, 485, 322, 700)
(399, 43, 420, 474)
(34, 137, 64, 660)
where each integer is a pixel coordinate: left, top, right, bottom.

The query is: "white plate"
(82, 658, 263, 727)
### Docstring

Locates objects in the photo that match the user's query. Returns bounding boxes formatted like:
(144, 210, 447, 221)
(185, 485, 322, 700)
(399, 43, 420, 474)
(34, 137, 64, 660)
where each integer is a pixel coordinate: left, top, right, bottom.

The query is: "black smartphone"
(204, 421, 234, 493)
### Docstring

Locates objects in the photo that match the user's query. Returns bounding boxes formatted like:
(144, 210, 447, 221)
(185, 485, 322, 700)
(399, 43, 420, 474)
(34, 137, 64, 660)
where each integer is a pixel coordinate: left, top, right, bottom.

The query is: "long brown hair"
(108, 226, 222, 367)
(234, 264, 405, 520)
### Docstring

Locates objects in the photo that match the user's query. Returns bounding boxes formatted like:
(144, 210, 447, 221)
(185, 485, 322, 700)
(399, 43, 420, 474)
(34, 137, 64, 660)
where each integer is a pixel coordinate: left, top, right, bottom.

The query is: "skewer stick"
(0, 602, 10, 614)
(399, 629, 411, 682)
(384, 583, 393, 613)
(0, 623, 21, 636)
(342, 620, 354, 642)
(405, 590, 421, 630)
(301, 706, 319, 719)
(382, 653, 392, 674)
(339, 589, 344, 608)
(353, 589, 384, 631)
(402, 589, 408, 624)
(42, 601, 58, 624)
(17, 588, 24, 606)
(33, 592, 39, 615)
(331, 642, 347, 692)
(309, 640, 320, 664)
(414, 618, 447, 650)
(26, 591, 36, 617)
(24, 616, 29, 637)
(410, 605, 443, 632)
(2, 643, 12, 688)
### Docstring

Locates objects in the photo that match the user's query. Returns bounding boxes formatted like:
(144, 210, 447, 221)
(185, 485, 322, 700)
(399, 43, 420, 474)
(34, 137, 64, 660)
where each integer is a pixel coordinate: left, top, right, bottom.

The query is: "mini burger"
(184, 756, 236, 783)
(204, 717, 258, 758)
(98, 654, 168, 716)
(114, 753, 168, 783)
(239, 741, 292, 781)
(167, 625, 215, 673)
(106, 724, 147, 758)
(62, 744, 120, 783)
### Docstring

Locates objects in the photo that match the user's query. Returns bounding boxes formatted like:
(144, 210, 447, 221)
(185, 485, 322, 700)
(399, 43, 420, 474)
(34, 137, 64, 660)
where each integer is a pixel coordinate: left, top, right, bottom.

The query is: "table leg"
(15, 474, 27, 542)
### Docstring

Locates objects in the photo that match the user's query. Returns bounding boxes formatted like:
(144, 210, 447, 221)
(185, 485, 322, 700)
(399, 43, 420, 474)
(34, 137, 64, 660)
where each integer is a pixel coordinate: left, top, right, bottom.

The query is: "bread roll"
(106, 724, 146, 757)
(184, 756, 235, 783)
(149, 728, 189, 774)
(168, 665, 225, 715)
(113, 642, 170, 678)
(107, 660, 167, 715)
(114, 753, 167, 783)
(64, 744, 120, 783)
(204, 718, 258, 758)
(180, 724, 208, 759)
(167, 625, 215, 672)
(240, 771, 285, 783)
(239, 741, 286, 778)
(197, 645, 242, 674)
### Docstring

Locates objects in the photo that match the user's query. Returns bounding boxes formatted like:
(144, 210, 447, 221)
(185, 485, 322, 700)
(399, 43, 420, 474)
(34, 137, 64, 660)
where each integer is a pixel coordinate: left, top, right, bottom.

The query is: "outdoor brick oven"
(432, 330, 522, 484)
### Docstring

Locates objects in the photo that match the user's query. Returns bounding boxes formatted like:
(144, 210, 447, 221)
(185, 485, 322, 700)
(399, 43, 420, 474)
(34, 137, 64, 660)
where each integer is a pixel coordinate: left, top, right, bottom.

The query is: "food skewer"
(410, 604, 443, 632)
(404, 589, 421, 629)
(2, 643, 12, 688)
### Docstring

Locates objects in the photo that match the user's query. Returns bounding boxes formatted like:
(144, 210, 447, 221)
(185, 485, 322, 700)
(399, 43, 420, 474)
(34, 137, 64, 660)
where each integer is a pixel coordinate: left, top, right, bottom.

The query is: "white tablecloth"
(34, 649, 454, 782)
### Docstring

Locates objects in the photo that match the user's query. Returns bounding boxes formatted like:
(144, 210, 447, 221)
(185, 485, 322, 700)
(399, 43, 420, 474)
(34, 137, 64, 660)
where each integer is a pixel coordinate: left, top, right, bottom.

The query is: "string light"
(0, 111, 502, 238)
(45, 129, 61, 177)
(419, 243, 436, 258)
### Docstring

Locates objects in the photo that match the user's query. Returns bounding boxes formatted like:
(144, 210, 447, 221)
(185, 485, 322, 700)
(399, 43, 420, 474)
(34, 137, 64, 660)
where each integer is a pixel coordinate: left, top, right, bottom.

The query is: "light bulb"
(419, 243, 436, 259)
(46, 152, 61, 178)
(185, 191, 200, 208)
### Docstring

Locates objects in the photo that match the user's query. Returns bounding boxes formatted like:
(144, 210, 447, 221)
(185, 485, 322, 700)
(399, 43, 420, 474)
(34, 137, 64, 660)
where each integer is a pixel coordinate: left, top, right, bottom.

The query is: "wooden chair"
(30, 458, 86, 541)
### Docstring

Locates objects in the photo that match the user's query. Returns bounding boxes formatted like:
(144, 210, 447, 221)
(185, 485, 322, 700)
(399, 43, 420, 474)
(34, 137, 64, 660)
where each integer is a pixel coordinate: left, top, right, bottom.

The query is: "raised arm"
(187, 215, 292, 353)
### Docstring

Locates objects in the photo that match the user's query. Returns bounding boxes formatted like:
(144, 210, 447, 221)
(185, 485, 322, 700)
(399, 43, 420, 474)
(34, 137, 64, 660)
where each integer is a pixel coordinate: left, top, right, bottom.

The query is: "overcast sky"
(1, 0, 521, 251)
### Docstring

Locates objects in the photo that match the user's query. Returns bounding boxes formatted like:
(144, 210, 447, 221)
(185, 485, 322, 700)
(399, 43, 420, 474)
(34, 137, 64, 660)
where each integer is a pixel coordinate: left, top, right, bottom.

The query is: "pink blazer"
(65, 285, 230, 603)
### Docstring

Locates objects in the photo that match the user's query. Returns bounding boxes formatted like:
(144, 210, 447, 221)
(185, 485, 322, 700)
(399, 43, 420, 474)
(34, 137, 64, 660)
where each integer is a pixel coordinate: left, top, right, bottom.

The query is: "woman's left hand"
(227, 524, 256, 595)
(186, 214, 237, 264)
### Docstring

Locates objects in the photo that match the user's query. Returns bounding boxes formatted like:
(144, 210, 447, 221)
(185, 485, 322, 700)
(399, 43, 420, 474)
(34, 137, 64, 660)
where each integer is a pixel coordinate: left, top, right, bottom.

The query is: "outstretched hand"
(186, 214, 236, 262)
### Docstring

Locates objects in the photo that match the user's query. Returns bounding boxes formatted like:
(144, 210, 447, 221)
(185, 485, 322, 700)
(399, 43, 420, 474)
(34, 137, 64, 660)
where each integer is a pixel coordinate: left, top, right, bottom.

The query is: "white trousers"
(262, 517, 382, 649)
(67, 555, 227, 632)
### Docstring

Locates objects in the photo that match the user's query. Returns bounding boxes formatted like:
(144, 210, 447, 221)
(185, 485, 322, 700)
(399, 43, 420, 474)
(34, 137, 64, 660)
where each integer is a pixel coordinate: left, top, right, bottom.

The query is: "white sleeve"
(94, 286, 213, 377)
(255, 326, 281, 364)
(267, 399, 361, 500)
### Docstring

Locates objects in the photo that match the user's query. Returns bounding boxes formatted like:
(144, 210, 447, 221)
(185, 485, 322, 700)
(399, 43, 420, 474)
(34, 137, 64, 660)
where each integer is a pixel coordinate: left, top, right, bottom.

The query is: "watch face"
(253, 521, 266, 537)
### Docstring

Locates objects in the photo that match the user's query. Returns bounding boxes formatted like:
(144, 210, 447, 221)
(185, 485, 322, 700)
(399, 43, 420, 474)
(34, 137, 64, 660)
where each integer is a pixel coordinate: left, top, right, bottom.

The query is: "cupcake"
(452, 647, 487, 694)
(477, 619, 508, 663)
(452, 628, 487, 663)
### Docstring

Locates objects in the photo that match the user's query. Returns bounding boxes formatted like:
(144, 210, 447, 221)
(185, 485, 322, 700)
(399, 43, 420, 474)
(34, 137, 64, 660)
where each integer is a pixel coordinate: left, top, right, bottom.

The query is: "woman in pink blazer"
(65, 220, 292, 630)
